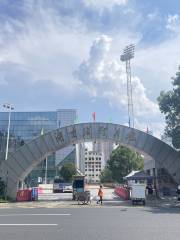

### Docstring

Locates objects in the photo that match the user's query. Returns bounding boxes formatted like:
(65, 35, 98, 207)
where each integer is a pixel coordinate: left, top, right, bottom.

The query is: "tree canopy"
(157, 66, 180, 148)
(102, 145, 144, 183)
(100, 167, 113, 183)
(59, 162, 76, 182)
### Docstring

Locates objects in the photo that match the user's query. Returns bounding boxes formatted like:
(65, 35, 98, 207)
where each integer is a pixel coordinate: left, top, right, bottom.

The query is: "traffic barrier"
(38, 184, 53, 194)
(31, 187, 38, 201)
(16, 189, 32, 202)
(114, 186, 130, 200)
(38, 187, 43, 194)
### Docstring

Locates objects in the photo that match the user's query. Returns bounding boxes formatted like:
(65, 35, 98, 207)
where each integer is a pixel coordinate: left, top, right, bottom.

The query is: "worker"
(97, 185, 103, 205)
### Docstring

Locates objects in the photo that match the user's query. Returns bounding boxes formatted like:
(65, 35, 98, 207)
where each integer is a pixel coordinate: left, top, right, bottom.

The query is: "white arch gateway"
(0, 122, 180, 199)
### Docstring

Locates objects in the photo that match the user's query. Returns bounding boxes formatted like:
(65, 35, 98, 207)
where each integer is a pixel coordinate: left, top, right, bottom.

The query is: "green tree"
(157, 66, 180, 148)
(107, 145, 144, 183)
(59, 162, 76, 182)
(100, 167, 113, 183)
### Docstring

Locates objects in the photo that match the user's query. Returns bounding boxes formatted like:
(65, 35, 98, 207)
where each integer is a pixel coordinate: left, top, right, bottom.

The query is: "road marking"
(0, 213, 70, 217)
(0, 224, 58, 226)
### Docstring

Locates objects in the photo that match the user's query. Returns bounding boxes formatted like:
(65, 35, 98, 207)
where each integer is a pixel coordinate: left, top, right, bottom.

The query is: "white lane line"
(0, 224, 58, 226)
(0, 214, 70, 217)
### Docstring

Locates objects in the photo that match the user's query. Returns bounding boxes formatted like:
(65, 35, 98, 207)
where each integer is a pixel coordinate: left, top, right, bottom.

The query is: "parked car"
(63, 183, 73, 193)
(53, 178, 72, 193)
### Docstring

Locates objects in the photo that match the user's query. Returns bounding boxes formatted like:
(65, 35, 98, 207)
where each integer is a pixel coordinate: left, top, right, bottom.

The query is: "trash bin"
(31, 187, 38, 201)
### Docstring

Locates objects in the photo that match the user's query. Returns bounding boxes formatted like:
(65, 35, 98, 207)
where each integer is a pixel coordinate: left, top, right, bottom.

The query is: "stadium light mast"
(120, 44, 135, 128)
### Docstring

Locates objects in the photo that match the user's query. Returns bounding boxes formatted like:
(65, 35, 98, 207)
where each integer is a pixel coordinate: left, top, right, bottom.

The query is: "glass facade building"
(0, 109, 77, 186)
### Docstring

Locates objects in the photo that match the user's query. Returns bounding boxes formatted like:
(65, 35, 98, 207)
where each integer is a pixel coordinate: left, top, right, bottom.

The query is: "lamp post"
(3, 103, 14, 200)
(3, 103, 14, 161)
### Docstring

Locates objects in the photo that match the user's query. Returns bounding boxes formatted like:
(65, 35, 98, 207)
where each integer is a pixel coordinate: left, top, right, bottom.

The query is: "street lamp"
(3, 103, 14, 161)
(3, 103, 14, 200)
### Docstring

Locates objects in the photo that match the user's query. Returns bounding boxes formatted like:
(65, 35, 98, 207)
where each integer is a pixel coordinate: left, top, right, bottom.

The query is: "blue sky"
(0, 0, 180, 137)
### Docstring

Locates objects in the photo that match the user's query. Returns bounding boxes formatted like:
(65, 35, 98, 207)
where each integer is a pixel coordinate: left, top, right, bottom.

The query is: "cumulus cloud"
(0, 1, 171, 137)
(75, 35, 159, 118)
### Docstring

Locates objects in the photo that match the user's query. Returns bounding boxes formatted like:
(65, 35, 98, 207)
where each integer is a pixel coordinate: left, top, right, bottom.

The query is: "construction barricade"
(16, 189, 32, 202)
(16, 188, 39, 202)
(114, 186, 130, 200)
(31, 187, 38, 201)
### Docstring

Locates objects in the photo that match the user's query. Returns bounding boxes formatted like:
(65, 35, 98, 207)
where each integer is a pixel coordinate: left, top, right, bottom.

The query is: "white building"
(92, 141, 114, 168)
(76, 140, 114, 177)
(84, 149, 102, 183)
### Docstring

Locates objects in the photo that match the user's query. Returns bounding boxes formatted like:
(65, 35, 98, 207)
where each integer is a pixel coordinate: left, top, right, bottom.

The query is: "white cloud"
(135, 34, 180, 92)
(0, 3, 95, 92)
(134, 119, 165, 139)
(83, 0, 128, 9)
(0, 1, 171, 137)
(147, 9, 161, 22)
(75, 35, 159, 118)
(166, 14, 179, 32)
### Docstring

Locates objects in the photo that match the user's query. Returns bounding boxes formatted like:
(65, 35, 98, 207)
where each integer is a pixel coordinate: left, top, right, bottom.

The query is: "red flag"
(92, 112, 96, 122)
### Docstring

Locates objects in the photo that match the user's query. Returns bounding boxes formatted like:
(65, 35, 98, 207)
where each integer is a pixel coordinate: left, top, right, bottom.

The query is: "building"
(84, 148, 102, 183)
(93, 141, 114, 168)
(0, 109, 77, 186)
(76, 141, 114, 175)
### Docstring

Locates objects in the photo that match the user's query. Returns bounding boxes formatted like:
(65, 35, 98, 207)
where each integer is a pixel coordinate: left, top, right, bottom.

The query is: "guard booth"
(72, 175, 85, 200)
(124, 170, 154, 199)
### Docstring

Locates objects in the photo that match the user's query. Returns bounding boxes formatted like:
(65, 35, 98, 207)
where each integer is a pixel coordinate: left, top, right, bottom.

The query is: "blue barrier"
(31, 187, 38, 201)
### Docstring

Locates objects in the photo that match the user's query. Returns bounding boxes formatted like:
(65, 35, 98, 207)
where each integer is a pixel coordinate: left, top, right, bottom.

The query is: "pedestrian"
(97, 185, 103, 205)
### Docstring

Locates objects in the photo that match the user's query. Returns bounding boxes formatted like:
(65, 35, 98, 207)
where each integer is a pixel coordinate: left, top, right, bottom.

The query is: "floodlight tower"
(120, 44, 135, 128)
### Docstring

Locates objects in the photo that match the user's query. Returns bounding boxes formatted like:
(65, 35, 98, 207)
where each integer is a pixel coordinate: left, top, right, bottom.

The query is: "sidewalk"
(0, 195, 179, 209)
(146, 195, 180, 208)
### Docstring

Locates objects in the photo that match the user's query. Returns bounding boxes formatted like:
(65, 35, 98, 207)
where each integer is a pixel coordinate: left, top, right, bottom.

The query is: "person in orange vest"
(97, 185, 103, 205)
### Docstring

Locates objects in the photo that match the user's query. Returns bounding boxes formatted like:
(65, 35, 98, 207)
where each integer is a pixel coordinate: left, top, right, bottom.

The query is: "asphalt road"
(0, 206, 180, 240)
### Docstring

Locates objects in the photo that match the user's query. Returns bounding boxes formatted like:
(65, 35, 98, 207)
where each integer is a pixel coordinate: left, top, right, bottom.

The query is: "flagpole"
(45, 157, 47, 184)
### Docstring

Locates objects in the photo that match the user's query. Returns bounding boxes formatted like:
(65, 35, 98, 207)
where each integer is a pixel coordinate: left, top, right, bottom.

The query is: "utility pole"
(3, 103, 14, 160)
(120, 44, 135, 128)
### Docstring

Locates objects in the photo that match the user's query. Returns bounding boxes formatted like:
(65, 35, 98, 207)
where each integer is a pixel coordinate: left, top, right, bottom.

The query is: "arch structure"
(0, 122, 180, 199)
